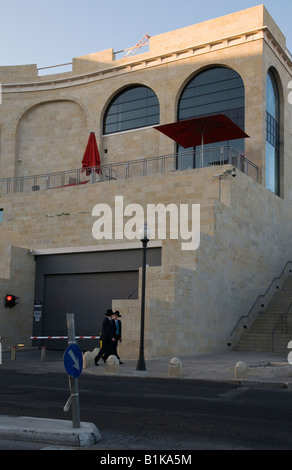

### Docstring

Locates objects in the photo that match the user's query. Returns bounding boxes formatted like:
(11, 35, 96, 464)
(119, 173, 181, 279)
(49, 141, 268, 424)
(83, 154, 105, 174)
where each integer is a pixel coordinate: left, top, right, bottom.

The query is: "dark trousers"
(112, 341, 120, 361)
(95, 340, 115, 364)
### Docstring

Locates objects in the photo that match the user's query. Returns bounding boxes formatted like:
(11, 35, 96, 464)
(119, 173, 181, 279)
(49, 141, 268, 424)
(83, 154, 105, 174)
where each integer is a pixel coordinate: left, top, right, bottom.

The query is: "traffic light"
(5, 294, 18, 308)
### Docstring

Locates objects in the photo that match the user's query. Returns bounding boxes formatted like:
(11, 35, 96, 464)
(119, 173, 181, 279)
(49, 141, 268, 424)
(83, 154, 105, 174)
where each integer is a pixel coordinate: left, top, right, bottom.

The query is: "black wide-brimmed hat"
(114, 310, 122, 317)
(105, 309, 113, 316)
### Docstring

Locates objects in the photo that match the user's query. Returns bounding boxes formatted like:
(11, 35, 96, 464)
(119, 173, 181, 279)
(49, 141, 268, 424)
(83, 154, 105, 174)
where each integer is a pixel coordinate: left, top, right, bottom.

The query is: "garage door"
(32, 247, 161, 350)
(43, 271, 138, 350)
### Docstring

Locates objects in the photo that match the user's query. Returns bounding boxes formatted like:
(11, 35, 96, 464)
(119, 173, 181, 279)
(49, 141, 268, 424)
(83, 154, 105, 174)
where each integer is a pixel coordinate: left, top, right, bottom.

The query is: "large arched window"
(103, 85, 159, 134)
(177, 66, 245, 169)
(266, 69, 280, 195)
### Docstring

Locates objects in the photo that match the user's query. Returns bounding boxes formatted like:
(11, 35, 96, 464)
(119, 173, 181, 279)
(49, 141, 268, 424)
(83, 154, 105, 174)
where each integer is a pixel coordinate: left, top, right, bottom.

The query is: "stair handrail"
(228, 261, 292, 345)
(271, 300, 292, 352)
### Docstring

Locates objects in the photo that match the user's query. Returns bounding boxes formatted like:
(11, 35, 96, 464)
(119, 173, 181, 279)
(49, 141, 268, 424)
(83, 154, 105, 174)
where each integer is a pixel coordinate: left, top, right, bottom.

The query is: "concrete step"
(235, 275, 292, 354)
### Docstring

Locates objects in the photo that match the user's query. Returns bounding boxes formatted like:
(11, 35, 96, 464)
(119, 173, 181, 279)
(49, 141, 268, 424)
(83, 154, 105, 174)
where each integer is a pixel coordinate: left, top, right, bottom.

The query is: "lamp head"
(139, 222, 151, 241)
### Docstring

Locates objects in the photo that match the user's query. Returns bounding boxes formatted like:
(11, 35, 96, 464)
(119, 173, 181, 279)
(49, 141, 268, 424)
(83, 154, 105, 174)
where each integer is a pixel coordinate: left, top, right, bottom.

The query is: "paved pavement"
(1, 347, 291, 385)
(84, 350, 292, 386)
(1, 347, 292, 448)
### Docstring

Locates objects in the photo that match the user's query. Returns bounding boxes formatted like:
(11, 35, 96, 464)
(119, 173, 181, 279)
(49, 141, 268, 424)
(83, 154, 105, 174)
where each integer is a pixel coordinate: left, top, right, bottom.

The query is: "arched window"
(177, 66, 245, 169)
(103, 85, 159, 134)
(266, 69, 280, 195)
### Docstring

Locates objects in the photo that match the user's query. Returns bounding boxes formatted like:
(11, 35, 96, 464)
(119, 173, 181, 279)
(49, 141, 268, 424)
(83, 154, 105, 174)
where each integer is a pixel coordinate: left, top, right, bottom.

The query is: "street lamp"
(136, 223, 151, 371)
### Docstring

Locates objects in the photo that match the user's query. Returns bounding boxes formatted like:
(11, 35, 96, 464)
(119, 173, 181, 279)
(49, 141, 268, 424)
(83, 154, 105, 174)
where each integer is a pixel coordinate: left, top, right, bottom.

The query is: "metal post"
(66, 313, 80, 428)
(11, 345, 16, 360)
(136, 237, 148, 371)
(41, 346, 46, 361)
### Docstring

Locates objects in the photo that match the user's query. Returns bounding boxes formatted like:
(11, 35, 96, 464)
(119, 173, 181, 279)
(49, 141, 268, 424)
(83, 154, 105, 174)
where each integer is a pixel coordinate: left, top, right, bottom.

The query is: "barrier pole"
(41, 346, 46, 361)
(11, 345, 16, 360)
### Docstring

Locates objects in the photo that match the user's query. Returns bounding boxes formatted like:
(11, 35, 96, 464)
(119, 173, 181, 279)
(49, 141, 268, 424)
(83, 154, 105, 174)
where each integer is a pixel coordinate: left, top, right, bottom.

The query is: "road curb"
(0, 416, 102, 447)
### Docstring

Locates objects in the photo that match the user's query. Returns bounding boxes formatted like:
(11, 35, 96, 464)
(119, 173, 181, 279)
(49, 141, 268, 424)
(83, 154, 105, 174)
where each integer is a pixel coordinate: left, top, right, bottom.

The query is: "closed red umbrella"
(81, 132, 102, 176)
(154, 114, 249, 164)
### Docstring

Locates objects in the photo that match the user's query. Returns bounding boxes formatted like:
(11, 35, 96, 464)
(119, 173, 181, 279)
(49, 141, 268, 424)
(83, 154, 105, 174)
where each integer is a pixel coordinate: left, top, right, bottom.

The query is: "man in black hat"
(95, 309, 116, 366)
(112, 310, 123, 364)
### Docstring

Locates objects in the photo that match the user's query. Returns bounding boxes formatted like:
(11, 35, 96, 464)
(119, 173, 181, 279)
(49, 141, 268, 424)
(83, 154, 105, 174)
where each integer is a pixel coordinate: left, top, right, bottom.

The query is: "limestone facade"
(0, 5, 291, 358)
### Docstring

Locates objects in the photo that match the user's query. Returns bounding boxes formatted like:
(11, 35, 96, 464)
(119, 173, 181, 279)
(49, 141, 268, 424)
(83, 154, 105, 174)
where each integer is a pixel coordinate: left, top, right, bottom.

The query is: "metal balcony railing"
(0, 146, 258, 195)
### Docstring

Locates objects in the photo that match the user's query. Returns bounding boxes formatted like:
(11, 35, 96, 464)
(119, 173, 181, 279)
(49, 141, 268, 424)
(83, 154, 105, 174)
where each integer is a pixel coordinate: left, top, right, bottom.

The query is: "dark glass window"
(266, 70, 280, 196)
(266, 112, 279, 149)
(177, 66, 245, 169)
(103, 86, 160, 134)
(178, 67, 245, 129)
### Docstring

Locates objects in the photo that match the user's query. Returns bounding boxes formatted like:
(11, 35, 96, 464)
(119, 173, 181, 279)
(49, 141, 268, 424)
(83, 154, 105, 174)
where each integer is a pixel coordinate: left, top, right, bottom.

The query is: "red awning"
(154, 114, 249, 149)
(81, 132, 102, 175)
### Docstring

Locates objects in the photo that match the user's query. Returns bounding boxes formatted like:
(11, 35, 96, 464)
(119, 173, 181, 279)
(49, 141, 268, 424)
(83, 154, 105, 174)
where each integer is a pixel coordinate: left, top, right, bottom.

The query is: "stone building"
(0, 5, 291, 358)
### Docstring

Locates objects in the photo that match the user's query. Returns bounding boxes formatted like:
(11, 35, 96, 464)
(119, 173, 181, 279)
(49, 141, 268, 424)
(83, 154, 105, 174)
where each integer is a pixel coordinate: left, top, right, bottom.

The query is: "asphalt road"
(0, 369, 292, 450)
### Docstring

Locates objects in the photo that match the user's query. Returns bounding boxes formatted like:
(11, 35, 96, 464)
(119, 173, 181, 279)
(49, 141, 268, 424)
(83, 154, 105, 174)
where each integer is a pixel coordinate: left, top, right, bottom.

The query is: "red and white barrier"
(30, 336, 100, 340)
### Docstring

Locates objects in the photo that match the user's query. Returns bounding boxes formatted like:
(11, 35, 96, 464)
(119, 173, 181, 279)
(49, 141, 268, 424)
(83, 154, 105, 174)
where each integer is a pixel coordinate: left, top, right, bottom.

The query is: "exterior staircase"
(234, 276, 292, 354)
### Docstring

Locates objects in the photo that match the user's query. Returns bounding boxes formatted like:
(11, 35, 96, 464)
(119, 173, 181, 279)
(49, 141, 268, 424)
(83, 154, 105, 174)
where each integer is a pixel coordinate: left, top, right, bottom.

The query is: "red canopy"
(154, 114, 249, 149)
(81, 132, 102, 176)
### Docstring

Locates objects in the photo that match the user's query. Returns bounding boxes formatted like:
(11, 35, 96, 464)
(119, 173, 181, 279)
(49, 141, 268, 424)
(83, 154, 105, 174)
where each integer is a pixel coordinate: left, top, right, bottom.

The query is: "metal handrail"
(228, 261, 292, 342)
(0, 165, 116, 195)
(0, 146, 258, 196)
(272, 301, 292, 352)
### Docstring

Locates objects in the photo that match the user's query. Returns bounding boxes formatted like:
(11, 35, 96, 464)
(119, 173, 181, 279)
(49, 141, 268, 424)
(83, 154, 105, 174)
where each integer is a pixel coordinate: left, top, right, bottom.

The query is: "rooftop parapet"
(0, 5, 288, 84)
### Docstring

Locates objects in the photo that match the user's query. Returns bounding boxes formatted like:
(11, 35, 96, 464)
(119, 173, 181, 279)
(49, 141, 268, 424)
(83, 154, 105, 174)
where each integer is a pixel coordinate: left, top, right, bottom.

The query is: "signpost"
(64, 343, 83, 378)
(64, 313, 82, 428)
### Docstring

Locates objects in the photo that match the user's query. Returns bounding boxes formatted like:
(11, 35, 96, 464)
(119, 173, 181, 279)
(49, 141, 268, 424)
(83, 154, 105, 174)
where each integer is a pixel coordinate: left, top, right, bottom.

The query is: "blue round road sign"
(63, 343, 83, 378)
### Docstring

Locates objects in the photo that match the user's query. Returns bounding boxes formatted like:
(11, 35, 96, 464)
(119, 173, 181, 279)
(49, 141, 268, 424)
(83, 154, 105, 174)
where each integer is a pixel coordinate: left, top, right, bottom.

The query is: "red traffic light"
(5, 294, 18, 308)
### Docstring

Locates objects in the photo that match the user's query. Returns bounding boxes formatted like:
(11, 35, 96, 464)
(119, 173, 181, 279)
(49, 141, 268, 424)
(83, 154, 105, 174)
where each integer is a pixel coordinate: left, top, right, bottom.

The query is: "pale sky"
(1, 0, 292, 69)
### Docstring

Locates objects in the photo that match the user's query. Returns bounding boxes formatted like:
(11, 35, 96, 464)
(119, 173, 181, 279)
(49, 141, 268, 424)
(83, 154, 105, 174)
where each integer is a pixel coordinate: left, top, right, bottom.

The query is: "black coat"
(95, 316, 116, 364)
(101, 317, 116, 344)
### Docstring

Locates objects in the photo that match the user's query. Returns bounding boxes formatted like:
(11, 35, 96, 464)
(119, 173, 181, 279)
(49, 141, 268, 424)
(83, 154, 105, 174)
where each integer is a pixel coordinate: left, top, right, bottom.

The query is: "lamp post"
(136, 223, 151, 371)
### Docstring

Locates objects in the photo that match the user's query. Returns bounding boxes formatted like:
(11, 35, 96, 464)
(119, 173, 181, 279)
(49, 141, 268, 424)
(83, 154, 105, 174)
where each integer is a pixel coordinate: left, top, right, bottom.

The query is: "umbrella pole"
(201, 133, 204, 168)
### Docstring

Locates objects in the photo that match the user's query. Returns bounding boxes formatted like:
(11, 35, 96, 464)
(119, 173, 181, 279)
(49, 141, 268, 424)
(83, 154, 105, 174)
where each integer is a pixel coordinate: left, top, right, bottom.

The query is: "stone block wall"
(0, 5, 292, 357)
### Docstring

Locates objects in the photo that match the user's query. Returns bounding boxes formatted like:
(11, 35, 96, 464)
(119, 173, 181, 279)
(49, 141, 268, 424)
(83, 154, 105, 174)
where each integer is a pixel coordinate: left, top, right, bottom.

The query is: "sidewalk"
(1, 347, 292, 386)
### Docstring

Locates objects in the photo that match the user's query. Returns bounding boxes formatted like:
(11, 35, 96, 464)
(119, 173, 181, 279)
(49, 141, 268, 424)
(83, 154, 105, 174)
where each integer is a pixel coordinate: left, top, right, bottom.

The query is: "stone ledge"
(234, 361, 292, 379)
(0, 416, 102, 447)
